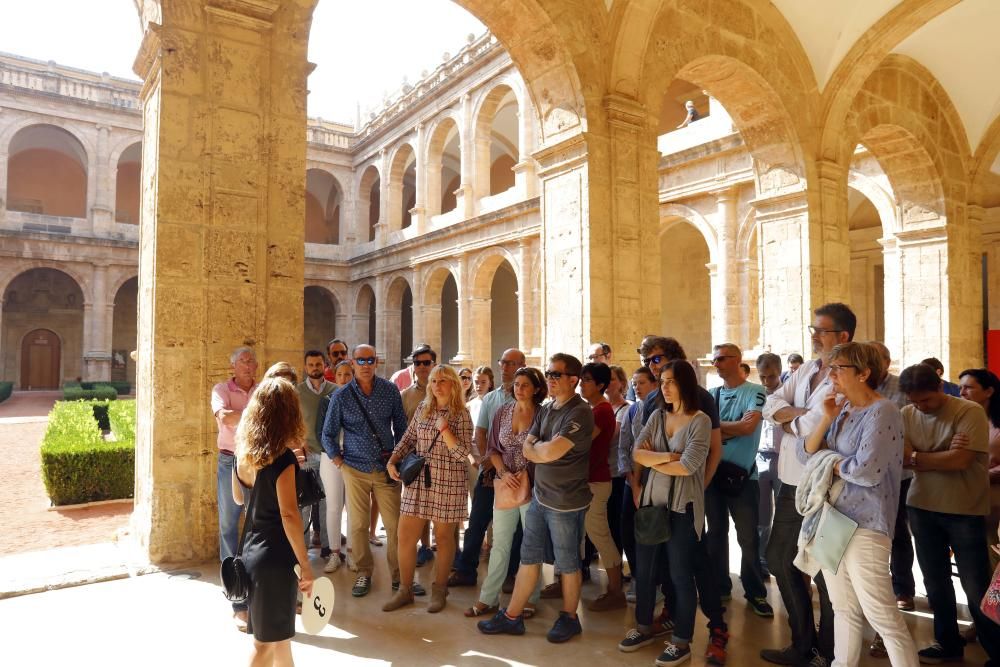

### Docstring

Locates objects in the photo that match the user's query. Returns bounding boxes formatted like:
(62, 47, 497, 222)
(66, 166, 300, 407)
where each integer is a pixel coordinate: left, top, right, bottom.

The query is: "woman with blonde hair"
(384, 364, 473, 613)
(231, 377, 313, 667)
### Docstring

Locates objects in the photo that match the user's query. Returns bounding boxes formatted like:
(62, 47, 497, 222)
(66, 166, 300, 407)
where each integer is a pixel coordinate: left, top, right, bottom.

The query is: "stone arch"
(422, 263, 459, 363)
(473, 81, 522, 199)
(847, 167, 898, 238)
(112, 276, 139, 386)
(387, 141, 417, 231)
(660, 203, 718, 263)
(470, 249, 521, 367)
(304, 285, 338, 354)
(114, 142, 143, 225)
(357, 164, 380, 243)
(354, 283, 377, 347)
(383, 275, 414, 370)
(6, 123, 91, 217)
(2, 267, 86, 387)
(657, 216, 713, 360)
(0, 260, 93, 305)
(844, 55, 969, 229)
(305, 167, 343, 244)
(426, 115, 462, 217)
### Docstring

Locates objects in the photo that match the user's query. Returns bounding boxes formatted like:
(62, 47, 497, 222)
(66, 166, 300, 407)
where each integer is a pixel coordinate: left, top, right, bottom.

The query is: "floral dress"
(393, 405, 472, 523)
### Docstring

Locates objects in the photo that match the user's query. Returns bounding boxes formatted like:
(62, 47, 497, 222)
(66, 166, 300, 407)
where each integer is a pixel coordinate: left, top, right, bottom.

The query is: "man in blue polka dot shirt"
(322, 343, 408, 598)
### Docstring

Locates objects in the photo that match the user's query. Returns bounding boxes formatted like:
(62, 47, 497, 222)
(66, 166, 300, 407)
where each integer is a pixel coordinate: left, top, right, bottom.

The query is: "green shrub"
(77, 381, 130, 394)
(63, 385, 118, 401)
(0, 381, 12, 403)
(40, 400, 135, 505)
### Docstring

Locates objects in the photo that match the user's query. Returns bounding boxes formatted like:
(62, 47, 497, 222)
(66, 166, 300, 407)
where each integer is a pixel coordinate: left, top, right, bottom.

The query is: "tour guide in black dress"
(233, 377, 314, 663)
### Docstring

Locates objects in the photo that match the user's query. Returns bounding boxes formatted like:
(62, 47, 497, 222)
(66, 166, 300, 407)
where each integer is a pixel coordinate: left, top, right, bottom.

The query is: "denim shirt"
(796, 397, 903, 537)
(321, 377, 407, 472)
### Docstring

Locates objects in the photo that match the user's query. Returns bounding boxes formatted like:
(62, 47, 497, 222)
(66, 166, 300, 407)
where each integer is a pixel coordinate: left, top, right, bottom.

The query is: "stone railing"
(306, 123, 354, 150)
(2, 209, 90, 236)
(0, 54, 141, 111)
(356, 32, 501, 139)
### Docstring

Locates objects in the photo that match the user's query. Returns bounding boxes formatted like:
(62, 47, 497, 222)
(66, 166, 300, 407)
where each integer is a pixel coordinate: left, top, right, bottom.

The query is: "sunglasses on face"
(460, 375, 472, 381)
(544, 370, 576, 380)
(412, 359, 434, 367)
(354, 357, 377, 366)
(329, 350, 347, 358)
(642, 355, 665, 366)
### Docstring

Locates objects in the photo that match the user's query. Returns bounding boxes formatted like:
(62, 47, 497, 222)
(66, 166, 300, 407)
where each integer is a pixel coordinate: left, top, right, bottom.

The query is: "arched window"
(7, 125, 88, 218)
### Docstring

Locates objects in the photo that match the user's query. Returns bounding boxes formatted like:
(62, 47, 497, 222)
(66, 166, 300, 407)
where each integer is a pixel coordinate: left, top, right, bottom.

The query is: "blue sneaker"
(477, 608, 525, 635)
(416, 545, 435, 567)
(547, 611, 582, 643)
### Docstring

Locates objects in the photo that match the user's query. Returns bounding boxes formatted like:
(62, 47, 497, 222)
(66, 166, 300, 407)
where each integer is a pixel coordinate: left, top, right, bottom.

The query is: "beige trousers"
(342, 464, 401, 580)
(584, 481, 622, 569)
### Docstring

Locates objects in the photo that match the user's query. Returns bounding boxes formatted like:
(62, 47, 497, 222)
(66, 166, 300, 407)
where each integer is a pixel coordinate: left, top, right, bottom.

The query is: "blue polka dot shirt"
(321, 377, 407, 473)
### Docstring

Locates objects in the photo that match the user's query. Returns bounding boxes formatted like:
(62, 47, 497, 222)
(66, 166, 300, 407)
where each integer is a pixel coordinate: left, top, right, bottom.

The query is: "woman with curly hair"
(231, 377, 313, 666)
(384, 364, 473, 613)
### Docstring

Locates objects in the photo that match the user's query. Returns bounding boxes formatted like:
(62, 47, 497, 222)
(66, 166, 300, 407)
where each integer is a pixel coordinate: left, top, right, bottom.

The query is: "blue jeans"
(217, 452, 246, 612)
(635, 509, 701, 643)
(299, 452, 328, 550)
(705, 479, 767, 599)
(757, 451, 779, 568)
(909, 506, 1000, 659)
(455, 469, 495, 577)
(520, 498, 586, 574)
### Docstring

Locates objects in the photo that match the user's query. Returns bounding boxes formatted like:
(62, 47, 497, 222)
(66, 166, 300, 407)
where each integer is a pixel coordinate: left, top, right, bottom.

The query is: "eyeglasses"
(459, 375, 472, 381)
(587, 353, 608, 361)
(642, 355, 665, 366)
(711, 355, 736, 364)
(544, 370, 576, 380)
(808, 326, 844, 336)
(329, 349, 347, 358)
(354, 357, 377, 366)
(828, 363, 858, 374)
(412, 359, 434, 367)
(498, 359, 520, 367)
(579, 377, 595, 384)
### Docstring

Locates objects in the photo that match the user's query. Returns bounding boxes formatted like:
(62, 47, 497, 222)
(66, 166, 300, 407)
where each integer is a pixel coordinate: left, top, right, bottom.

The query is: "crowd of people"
(211, 301, 1000, 667)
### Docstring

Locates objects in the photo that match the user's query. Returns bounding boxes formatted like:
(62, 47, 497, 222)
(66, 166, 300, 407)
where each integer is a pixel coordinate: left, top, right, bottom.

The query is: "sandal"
(369, 536, 384, 547)
(464, 602, 499, 618)
(523, 606, 537, 619)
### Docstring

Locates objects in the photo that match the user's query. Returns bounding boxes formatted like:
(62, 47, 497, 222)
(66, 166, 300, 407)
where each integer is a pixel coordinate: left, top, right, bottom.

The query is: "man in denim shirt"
(322, 343, 408, 599)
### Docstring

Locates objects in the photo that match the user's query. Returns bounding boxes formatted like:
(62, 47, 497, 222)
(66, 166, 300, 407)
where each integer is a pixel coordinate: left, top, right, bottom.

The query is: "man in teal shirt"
(705, 343, 772, 617)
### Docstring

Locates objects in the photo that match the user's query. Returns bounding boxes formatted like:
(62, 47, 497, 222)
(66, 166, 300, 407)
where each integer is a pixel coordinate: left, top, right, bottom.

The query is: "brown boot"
(382, 585, 414, 612)
(427, 583, 449, 613)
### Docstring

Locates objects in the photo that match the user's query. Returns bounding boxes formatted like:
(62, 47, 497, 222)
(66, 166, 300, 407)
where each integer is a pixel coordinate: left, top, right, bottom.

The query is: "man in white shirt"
(760, 303, 857, 667)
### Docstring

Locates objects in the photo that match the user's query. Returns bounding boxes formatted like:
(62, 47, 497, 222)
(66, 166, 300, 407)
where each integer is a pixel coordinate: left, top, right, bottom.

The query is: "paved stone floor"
(0, 391, 131, 557)
(0, 542, 988, 667)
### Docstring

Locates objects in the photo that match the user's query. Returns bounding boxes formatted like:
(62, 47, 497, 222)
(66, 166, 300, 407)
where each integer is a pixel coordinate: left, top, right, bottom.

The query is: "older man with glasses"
(321, 343, 408, 599)
(323, 337, 350, 383)
(587, 342, 612, 364)
(450, 348, 527, 587)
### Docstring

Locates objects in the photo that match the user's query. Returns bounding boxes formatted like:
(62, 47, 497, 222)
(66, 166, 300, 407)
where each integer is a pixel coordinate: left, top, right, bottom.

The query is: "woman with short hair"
(231, 377, 313, 666)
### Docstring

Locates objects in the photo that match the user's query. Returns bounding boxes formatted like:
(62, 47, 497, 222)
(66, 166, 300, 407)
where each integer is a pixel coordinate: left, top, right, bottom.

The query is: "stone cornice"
(204, 0, 280, 30)
(533, 133, 588, 180)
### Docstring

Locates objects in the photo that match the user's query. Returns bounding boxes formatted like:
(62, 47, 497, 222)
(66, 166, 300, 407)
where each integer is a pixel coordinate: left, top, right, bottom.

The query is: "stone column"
(0, 147, 8, 227)
(532, 96, 658, 369)
(131, 0, 310, 564)
(880, 235, 904, 368)
(516, 237, 534, 357)
(451, 253, 473, 366)
(513, 102, 537, 199)
(711, 188, 739, 348)
(456, 93, 476, 220)
(375, 148, 389, 243)
(410, 123, 426, 233)
(83, 264, 112, 380)
(373, 274, 390, 375)
(91, 125, 114, 234)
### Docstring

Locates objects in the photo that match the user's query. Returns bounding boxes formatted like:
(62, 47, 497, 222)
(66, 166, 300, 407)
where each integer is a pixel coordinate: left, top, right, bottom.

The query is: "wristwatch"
(909, 450, 918, 468)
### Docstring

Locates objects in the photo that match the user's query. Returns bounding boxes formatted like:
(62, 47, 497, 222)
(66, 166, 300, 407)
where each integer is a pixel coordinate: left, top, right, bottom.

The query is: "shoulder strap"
(347, 382, 386, 450)
(235, 470, 260, 558)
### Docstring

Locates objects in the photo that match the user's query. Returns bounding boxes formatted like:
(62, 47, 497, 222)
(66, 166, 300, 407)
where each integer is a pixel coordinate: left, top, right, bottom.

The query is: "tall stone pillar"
(533, 96, 658, 368)
(455, 93, 476, 220)
(513, 103, 537, 199)
(376, 148, 389, 244)
(0, 147, 8, 227)
(410, 265, 426, 347)
(711, 188, 739, 348)
(516, 237, 534, 358)
(92, 125, 114, 234)
(131, 0, 310, 564)
(411, 123, 427, 233)
(83, 264, 112, 380)
(452, 253, 473, 366)
(880, 235, 904, 369)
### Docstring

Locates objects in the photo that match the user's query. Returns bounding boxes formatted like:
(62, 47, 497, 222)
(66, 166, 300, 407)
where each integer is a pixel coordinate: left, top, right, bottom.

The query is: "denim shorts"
(520, 497, 586, 574)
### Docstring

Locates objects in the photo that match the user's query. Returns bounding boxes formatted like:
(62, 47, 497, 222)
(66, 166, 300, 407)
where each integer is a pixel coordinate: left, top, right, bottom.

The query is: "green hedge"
(62, 383, 118, 401)
(78, 381, 131, 395)
(0, 381, 12, 403)
(40, 400, 135, 505)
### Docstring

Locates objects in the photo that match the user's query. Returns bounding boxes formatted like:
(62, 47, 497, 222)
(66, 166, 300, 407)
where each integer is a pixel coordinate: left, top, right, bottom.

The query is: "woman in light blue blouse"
(799, 342, 918, 667)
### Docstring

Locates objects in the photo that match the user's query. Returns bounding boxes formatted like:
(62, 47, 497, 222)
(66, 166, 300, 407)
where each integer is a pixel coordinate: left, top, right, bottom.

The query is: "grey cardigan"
(635, 409, 711, 539)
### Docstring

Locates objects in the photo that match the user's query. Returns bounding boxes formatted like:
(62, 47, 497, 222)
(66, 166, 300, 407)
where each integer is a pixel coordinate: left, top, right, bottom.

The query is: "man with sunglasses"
(760, 302, 856, 666)
(323, 337, 349, 383)
(450, 348, 526, 587)
(479, 353, 595, 643)
(321, 343, 409, 599)
(400, 344, 438, 568)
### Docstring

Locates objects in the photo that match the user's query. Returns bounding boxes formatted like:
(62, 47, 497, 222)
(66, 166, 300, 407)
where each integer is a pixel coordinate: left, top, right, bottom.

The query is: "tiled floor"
(0, 542, 988, 666)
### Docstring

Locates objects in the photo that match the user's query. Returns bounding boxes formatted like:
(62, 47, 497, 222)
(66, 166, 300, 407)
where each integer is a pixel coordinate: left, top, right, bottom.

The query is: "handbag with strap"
(494, 469, 531, 509)
(811, 480, 858, 575)
(221, 471, 259, 603)
(399, 429, 442, 487)
(296, 463, 326, 508)
(981, 562, 1000, 625)
(710, 388, 751, 497)
(634, 419, 675, 546)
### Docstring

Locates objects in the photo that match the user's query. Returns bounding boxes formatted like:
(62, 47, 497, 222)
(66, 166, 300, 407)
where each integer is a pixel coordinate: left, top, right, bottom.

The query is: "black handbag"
(221, 472, 258, 603)
(710, 388, 750, 497)
(634, 421, 675, 546)
(399, 430, 441, 487)
(297, 464, 326, 508)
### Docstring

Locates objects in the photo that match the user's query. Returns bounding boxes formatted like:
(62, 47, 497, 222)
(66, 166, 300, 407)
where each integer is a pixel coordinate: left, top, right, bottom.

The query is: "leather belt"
(219, 449, 235, 456)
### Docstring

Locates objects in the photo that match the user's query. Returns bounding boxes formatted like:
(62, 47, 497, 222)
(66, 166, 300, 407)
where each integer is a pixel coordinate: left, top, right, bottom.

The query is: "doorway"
(20, 329, 60, 389)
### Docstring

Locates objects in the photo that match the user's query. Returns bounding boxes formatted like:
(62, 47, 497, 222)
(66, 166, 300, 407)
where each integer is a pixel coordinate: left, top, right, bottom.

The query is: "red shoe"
(704, 627, 729, 665)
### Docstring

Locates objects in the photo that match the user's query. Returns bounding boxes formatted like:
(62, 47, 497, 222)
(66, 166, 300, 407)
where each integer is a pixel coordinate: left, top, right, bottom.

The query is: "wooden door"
(21, 329, 60, 389)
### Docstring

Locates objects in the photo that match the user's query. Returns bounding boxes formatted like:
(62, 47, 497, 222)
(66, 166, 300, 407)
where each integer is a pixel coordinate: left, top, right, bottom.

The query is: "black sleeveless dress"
(241, 448, 299, 642)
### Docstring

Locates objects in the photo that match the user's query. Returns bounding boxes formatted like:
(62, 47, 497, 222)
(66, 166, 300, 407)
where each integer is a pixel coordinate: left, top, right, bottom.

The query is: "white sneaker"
(346, 552, 358, 572)
(323, 553, 341, 573)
